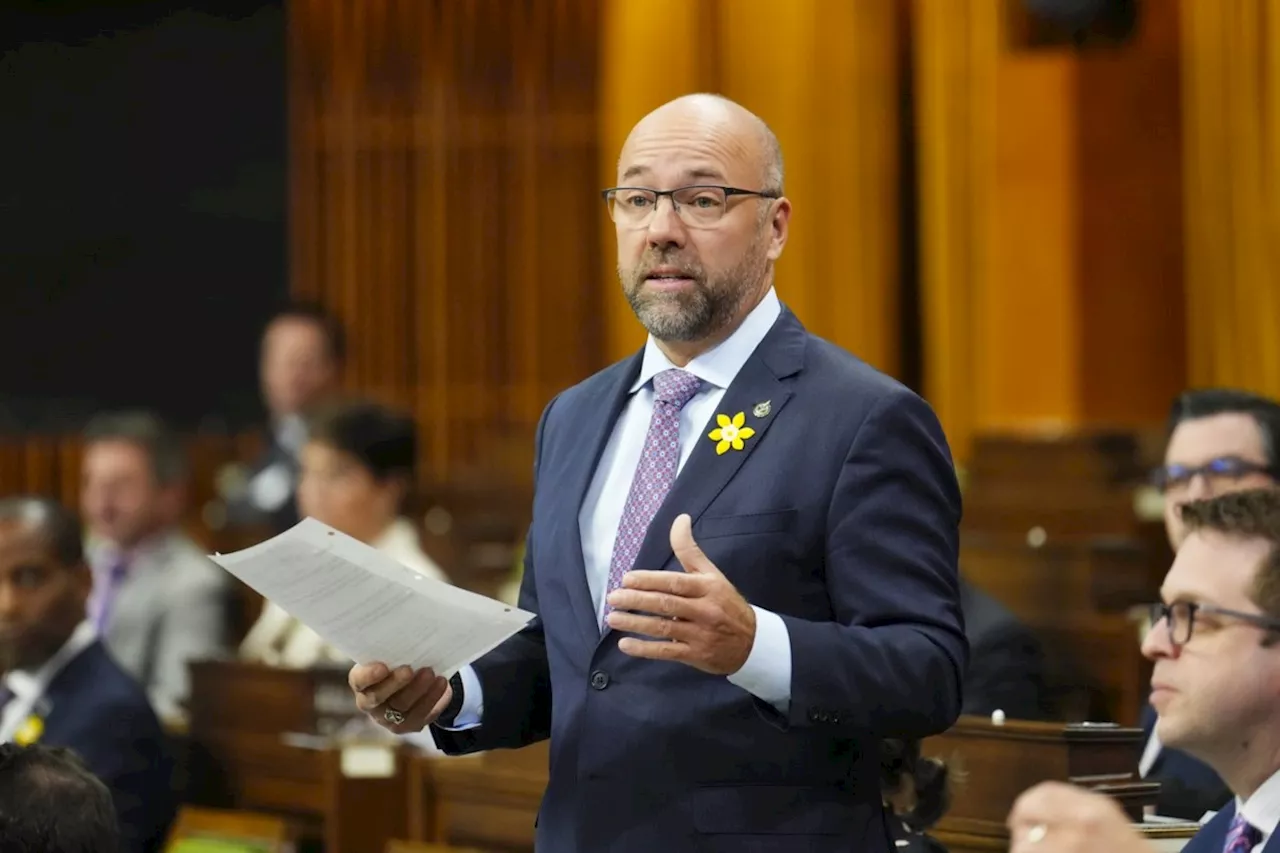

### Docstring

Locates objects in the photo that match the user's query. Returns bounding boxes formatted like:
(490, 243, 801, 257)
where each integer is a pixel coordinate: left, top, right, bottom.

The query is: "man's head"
(297, 398, 416, 545)
(0, 743, 119, 852)
(0, 498, 92, 673)
(80, 411, 186, 549)
(1142, 489, 1280, 780)
(608, 94, 791, 357)
(260, 302, 345, 421)
(1157, 388, 1280, 549)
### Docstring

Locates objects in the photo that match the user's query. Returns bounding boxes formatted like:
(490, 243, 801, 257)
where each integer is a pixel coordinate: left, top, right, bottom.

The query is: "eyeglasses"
(1148, 456, 1278, 493)
(601, 185, 779, 229)
(1148, 600, 1280, 645)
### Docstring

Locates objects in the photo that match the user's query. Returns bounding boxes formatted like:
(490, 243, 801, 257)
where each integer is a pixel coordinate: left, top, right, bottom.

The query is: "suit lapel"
(555, 354, 643, 649)
(625, 311, 807, 582)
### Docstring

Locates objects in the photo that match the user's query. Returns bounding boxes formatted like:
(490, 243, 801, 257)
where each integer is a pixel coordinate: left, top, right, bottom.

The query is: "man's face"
(0, 520, 90, 672)
(260, 318, 338, 419)
(1142, 530, 1280, 762)
(1162, 413, 1274, 549)
(613, 105, 789, 345)
(80, 440, 165, 548)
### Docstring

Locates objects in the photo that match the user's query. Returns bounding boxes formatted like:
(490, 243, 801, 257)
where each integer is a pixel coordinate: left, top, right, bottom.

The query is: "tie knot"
(1226, 813, 1262, 851)
(652, 369, 701, 408)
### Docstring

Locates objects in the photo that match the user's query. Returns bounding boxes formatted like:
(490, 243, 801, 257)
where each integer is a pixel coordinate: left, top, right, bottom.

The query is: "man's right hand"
(349, 662, 452, 735)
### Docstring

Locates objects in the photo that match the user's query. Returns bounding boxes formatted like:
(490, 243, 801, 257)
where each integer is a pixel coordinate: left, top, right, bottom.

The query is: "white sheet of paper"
(209, 518, 533, 677)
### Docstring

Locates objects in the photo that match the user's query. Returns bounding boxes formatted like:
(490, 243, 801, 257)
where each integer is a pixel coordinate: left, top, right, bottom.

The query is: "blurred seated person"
(1136, 388, 1280, 820)
(960, 577, 1046, 720)
(0, 498, 176, 853)
(0, 743, 121, 853)
(221, 302, 345, 534)
(881, 738, 951, 853)
(80, 411, 232, 720)
(241, 398, 449, 668)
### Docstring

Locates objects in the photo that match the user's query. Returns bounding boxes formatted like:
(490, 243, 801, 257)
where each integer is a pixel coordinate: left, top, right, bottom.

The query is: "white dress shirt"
(1235, 766, 1280, 853)
(0, 620, 97, 743)
(447, 288, 793, 730)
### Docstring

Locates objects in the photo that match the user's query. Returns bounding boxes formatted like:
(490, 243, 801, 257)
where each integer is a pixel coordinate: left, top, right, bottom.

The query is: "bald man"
(350, 94, 967, 852)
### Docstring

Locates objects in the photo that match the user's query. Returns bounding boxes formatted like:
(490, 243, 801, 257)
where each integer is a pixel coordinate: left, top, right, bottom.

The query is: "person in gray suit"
(79, 411, 232, 721)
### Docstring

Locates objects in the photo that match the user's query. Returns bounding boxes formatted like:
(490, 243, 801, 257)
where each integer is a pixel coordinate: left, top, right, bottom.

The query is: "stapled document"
(209, 518, 533, 676)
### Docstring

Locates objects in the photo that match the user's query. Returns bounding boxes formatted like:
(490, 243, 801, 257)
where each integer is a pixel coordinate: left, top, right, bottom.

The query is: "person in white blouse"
(1006, 488, 1280, 853)
(240, 398, 449, 669)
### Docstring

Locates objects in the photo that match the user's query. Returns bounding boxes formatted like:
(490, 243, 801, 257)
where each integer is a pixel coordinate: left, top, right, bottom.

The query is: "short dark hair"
(305, 398, 416, 484)
(0, 497, 85, 567)
(1167, 388, 1280, 468)
(82, 410, 187, 485)
(267, 301, 347, 365)
(0, 743, 119, 852)
(879, 738, 952, 832)
(1180, 488, 1280, 623)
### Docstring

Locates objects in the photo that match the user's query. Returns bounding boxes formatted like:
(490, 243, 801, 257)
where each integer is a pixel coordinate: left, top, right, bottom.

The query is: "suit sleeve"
(776, 387, 968, 737)
(429, 398, 556, 754)
(67, 705, 177, 853)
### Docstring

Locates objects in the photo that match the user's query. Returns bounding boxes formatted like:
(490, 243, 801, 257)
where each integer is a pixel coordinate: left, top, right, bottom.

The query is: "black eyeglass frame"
(1148, 600, 1280, 645)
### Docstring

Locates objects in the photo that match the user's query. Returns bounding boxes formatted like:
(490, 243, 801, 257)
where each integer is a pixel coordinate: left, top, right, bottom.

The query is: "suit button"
(590, 670, 610, 690)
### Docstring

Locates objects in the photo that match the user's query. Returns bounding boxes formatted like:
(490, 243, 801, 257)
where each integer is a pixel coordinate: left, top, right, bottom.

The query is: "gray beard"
(620, 243, 769, 344)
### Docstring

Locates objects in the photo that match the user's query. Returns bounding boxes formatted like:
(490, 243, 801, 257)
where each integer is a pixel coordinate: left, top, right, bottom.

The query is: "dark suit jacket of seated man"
(353, 94, 968, 853)
(0, 497, 176, 853)
(959, 578, 1046, 721)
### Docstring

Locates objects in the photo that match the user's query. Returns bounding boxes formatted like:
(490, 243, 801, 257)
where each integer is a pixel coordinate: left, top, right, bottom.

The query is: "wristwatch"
(436, 672, 465, 726)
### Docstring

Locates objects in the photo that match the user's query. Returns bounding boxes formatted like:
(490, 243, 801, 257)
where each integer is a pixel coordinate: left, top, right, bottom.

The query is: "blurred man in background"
(221, 302, 345, 534)
(0, 497, 175, 853)
(80, 410, 231, 720)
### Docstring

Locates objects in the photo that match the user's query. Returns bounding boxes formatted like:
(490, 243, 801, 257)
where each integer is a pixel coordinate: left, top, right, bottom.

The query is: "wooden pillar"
(1181, 0, 1280, 394)
(915, 0, 1185, 461)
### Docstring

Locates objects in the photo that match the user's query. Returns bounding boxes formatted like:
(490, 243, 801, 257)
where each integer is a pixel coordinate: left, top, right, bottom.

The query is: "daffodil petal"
(716, 439, 730, 455)
(731, 438, 744, 450)
(708, 428, 723, 441)
(738, 427, 756, 440)
(732, 412, 745, 428)
(716, 413, 731, 427)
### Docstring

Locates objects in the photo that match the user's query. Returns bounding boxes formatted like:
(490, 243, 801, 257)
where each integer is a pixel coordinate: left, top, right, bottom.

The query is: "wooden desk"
(187, 659, 411, 853)
(923, 715, 1158, 852)
(410, 742, 548, 852)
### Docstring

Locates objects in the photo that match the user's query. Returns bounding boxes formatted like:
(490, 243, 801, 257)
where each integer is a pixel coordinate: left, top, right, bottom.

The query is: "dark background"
(0, 0, 286, 433)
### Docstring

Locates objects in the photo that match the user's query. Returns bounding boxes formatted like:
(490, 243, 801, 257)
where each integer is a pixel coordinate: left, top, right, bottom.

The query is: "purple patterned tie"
(601, 368, 702, 630)
(1224, 813, 1261, 853)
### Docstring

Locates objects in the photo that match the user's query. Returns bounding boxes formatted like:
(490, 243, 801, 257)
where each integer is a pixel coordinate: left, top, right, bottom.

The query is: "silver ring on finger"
(383, 706, 406, 725)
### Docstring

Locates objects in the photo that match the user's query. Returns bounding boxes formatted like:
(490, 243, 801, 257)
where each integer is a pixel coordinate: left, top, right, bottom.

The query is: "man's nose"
(0, 583, 21, 621)
(645, 195, 687, 248)
(1141, 616, 1177, 661)
(1184, 474, 1214, 500)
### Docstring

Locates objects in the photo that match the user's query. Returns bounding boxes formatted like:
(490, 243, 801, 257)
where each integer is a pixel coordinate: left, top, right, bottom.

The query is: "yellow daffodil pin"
(14, 714, 44, 746)
(708, 412, 756, 455)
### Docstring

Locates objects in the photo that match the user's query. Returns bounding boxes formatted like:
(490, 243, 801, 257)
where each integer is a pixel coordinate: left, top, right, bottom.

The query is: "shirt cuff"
(725, 606, 792, 714)
(436, 664, 484, 730)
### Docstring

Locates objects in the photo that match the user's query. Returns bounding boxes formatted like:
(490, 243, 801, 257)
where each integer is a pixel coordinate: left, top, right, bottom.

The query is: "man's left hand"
(606, 513, 756, 675)
(1007, 782, 1155, 853)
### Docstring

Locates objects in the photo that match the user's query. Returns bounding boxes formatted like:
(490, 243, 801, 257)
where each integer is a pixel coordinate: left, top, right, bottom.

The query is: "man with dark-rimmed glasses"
(1140, 388, 1280, 821)
(1007, 488, 1280, 853)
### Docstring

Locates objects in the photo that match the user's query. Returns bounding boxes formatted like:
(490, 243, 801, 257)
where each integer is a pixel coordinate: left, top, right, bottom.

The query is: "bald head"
(620, 94, 784, 196)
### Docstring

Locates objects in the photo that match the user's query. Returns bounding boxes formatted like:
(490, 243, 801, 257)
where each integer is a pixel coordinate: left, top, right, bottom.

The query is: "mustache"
(636, 254, 704, 280)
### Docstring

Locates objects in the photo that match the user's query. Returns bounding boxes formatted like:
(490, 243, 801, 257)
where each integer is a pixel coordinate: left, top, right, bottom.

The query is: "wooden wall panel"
(1181, 0, 1280, 396)
(599, 0, 903, 376)
(915, 0, 1186, 461)
(289, 0, 605, 485)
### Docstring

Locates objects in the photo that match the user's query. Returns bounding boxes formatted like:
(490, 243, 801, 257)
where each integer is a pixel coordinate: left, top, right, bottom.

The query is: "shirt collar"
(1238, 765, 1280, 841)
(629, 287, 782, 394)
(3, 620, 97, 706)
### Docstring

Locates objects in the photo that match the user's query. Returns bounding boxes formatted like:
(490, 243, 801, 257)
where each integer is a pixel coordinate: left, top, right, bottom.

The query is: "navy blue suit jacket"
(432, 309, 968, 852)
(1140, 703, 1231, 821)
(1180, 800, 1280, 853)
(39, 640, 177, 853)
